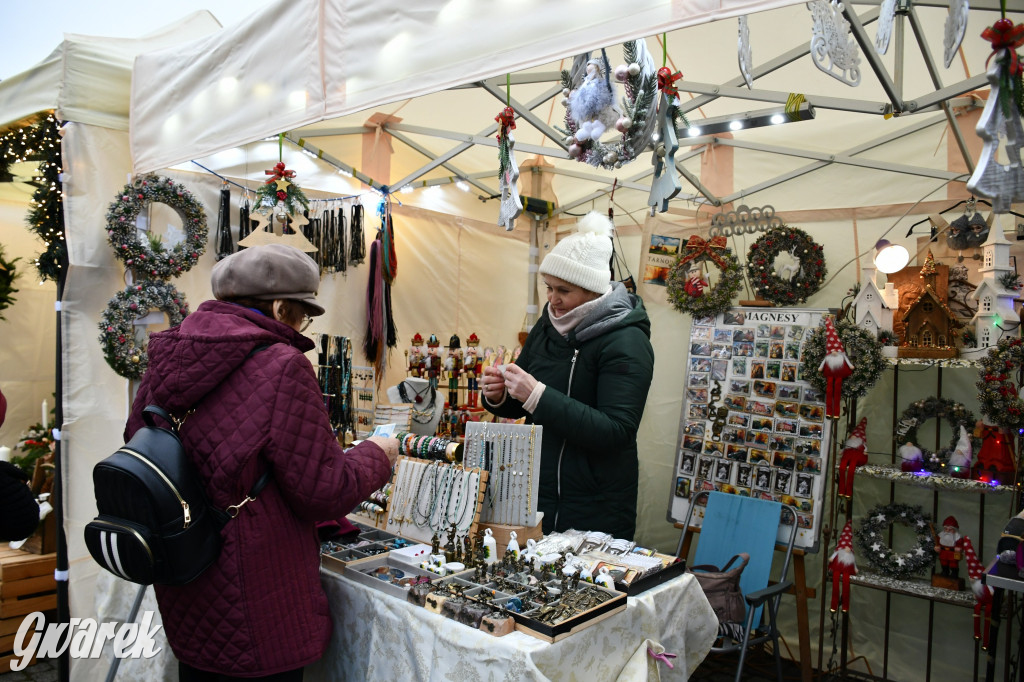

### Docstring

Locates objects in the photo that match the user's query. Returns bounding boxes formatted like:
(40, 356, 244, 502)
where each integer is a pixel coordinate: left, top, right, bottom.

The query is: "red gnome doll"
(818, 316, 853, 419)
(963, 537, 993, 649)
(829, 520, 857, 612)
(837, 417, 868, 499)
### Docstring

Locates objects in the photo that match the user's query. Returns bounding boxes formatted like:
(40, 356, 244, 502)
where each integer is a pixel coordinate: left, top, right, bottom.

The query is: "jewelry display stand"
(463, 422, 542, 527)
(349, 456, 488, 546)
(386, 377, 443, 436)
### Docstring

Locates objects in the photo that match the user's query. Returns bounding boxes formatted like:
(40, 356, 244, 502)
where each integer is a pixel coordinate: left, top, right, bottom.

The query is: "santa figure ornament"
(818, 316, 853, 418)
(836, 417, 868, 499)
(963, 537, 993, 649)
(947, 425, 973, 478)
(829, 520, 857, 612)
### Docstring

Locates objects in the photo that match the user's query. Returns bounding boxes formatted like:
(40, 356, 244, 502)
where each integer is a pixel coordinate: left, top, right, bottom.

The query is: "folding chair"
(676, 491, 798, 682)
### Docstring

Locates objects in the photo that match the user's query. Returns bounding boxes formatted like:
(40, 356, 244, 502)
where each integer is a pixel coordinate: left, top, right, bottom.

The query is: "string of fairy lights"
(0, 113, 66, 283)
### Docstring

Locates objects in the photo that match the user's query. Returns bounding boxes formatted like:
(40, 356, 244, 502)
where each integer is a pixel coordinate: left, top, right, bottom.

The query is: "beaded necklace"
(429, 465, 455, 532)
(413, 461, 440, 527)
(446, 468, 472, 527)
(455, 470, 478, 532)
(397, 381, 438, 424)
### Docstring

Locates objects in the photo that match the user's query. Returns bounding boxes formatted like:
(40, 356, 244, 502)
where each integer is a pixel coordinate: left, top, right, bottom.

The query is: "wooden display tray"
(618, 558, 687, 596)
(510, 586, 627, 643)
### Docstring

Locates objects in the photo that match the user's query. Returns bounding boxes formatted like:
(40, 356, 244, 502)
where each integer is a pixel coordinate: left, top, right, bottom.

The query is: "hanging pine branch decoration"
(0, 115, 68, 282)
(0, 245, 20, 321)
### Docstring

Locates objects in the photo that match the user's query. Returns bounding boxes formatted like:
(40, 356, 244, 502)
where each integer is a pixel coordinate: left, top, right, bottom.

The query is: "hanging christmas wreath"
(106, 175, 207, 279)
(746, 225, 826, 305)
(895, 397, 976, 470)
(558, 40, 662, 170)
(855, 503, 935, 580)
(665, 235, 743, 318)
(800, 319, 885, 400)
(976, 336, 1024, 431)
(98, 280, 189, 380)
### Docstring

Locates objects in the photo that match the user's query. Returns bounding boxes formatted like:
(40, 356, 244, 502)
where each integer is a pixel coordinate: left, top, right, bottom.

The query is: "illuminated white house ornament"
(873, 239, 910, 274)
(853, 264, 896, 337)
(967, 217, 1019, 355)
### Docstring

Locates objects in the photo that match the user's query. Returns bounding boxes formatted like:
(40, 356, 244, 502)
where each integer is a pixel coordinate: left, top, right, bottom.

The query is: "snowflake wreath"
(106, 175, 207, 279)
(895, 396, 976, 471)
(855, 503, 935, 580)
(558, 40, 661, 170)
(976, 336, 1024, 431)
(746, 225, 826, 305)
(666, 235, 744, 318)
(800, 319, 885, 400)
(98, 280, 189, 380)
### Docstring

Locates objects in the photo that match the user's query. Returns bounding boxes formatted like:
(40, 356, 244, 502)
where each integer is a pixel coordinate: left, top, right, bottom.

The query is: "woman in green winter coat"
(482, 212, 654, 540)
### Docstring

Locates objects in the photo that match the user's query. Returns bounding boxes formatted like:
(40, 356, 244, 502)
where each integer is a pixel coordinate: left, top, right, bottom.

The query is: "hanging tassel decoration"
(350, 204, 366, 265)
(238, 198, 253, 248)
(363, 239, 388, 387)
(338, 205, 348, 273)
(379, 197, 398, 283)
(215, 185, 234, 260)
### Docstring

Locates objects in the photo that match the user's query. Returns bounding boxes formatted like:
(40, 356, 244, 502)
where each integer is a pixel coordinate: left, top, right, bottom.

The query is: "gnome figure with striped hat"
(818, 316, 853, 419)
(837, 417, 868, 499)
(963, 537, 994, 649)
(829, 520, 857, 612)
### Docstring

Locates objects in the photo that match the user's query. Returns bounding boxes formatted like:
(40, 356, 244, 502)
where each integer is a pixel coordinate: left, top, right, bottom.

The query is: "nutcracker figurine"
(424, 334, 442, 390)
(464, 333, 483, 408)
(407, 332, 425, 377)
(444, 334, 463, 408)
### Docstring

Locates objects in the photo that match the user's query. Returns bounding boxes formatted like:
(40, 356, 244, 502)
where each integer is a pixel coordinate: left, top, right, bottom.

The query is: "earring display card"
(463, 423, 543, 527)
(667, 307, 833, 553)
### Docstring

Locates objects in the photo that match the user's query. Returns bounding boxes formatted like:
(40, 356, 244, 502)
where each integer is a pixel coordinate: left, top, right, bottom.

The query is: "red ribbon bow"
(495, 106, 516, 141)
(680, 235, 728, 270)
(657, 67, 683, 98)
(982, 18, 1024, 75)
(264, 161, 297, 185)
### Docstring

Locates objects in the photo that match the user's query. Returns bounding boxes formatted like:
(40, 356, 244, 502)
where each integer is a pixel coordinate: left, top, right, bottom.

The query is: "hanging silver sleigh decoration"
(808, 0, 861, 86)
(943, 0, 970, 68)
(738, 16, 754, 89)
(966, 52, 1024, 213)
(874, 0, 896, 54)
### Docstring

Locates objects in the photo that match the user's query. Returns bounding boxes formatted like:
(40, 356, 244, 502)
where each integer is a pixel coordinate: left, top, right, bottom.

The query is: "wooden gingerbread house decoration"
(969, 223, 1019, 351)
(899, 252, 961, 358)
(853, 264, 897, 336)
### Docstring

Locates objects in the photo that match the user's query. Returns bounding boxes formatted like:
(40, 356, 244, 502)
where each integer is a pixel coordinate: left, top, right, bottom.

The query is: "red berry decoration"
(745, 225, 827, 305)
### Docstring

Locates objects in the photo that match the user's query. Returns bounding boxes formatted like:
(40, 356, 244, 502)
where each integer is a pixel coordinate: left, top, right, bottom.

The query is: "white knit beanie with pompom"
(539, 211, 613, 294)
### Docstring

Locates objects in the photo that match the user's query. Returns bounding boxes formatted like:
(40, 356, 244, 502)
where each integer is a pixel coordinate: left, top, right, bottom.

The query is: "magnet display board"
(666, 307, 833, 553)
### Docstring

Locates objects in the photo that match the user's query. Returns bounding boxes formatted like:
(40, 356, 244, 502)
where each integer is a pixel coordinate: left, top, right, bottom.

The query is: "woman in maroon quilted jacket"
(126, 244, 398, 681)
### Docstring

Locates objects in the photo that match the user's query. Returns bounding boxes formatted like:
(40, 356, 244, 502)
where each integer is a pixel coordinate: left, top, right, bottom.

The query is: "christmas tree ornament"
(829, 520, 857, 612)
(106, 175, 207, 279)
(836, 417, 868, 499)
(737, 16, 753, 88)
(943, 0, 971, 68)
(496, 106, 523, 231)
(242, 159, 316, 252)
(665, 236, 743, 317)
(855, 502, 935, 580)
(808, 0, 862, 86)
(962, 537, 994, 649)
(875, 0, 896, 55)
(817, 316, 853, 419)
(647, 92, 681, 213)
(558, 40, 659, 170)
(966, 18, 1024, 212)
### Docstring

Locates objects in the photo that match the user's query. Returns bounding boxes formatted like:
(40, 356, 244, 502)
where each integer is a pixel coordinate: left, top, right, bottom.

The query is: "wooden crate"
(0, 547, 56, 672)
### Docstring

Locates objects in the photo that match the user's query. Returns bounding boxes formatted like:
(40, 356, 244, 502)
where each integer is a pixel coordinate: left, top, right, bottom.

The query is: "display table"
(308, 567, 718, 681)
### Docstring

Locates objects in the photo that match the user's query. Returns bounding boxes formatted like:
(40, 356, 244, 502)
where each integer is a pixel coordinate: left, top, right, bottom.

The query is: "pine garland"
(0, 245, 19, 320)
(855, 503, 936, 580)
(976, 336, 1024, 430)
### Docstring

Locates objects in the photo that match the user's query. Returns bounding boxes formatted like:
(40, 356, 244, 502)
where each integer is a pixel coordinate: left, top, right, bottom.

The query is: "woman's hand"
(502, 364, 538, 402)
(481, 365, 507, 403)
(366, 436, 400, 466)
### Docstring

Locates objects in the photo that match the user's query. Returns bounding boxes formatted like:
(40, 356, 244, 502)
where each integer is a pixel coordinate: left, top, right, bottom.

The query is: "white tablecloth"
(307, 567, 717, 681)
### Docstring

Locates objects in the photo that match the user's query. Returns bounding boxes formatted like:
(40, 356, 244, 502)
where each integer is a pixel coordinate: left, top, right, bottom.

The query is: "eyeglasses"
(300, 315, 314, 332)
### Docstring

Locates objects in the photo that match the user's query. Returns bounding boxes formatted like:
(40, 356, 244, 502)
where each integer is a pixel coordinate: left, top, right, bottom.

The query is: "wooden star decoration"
(274, 177, 292, 192)
(647, 93, 681, 214)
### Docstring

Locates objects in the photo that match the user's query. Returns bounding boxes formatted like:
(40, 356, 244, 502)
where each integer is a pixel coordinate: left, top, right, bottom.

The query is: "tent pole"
(54, 272, 69, 682)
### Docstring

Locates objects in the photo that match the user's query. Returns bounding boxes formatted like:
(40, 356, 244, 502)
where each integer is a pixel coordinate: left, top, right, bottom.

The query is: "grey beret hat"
(211, 243, 324, 315)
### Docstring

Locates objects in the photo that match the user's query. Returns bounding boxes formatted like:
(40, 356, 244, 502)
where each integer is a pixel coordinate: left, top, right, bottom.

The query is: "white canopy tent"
(0, 0, 1020, 678)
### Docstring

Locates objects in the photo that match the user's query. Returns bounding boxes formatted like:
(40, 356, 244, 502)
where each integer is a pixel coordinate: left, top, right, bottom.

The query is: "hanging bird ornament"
(966, 17, 1024, 213)
(496, 106, 523, 231)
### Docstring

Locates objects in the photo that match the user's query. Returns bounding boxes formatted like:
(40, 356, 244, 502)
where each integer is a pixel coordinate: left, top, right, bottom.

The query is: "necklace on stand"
(398, 381, 437, 424)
